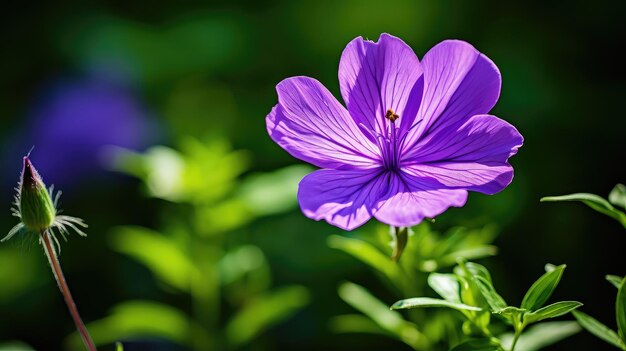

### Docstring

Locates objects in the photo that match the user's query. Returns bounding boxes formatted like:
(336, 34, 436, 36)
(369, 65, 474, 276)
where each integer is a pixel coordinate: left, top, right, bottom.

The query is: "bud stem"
(41, 230, 97, 351)
(391, 226, 408, 262)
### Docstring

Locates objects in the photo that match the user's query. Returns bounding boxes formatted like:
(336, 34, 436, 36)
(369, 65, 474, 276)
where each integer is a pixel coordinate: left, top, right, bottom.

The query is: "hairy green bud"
(19, 156, 56, 231)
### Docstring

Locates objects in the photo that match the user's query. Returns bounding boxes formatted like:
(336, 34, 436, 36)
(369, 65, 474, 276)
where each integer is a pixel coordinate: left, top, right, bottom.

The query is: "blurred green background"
(1, 1, 625, 350)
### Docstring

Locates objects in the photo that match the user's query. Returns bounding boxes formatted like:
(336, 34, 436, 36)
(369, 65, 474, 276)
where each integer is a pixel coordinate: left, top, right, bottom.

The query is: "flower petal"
(339, 33, 423, 138)
(267, 76, 381, 170)
(401, 40, 501, 156)
(298, 168, 388, 230)
(402, 114, 523, 194)
(374, 172, 468, 227)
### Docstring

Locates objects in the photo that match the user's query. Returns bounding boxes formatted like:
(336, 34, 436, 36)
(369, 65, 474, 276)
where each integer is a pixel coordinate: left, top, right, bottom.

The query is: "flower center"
(385, 109, 399, 123)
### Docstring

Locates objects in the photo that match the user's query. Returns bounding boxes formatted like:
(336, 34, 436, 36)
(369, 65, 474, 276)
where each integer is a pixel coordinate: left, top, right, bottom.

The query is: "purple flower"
(266, 34, 523, 230)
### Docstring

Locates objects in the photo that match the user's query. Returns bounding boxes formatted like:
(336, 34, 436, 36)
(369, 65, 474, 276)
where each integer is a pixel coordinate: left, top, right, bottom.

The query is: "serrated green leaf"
(572, 310, 625, 349)
(225, 285, 309, 347)
(449, 338, 503, 351)
(617, 277, 626, 345)
(500, 321, 581, 351)
(607, 275, 624, 289)
(524, 301, 582, 324)
(609, 184, 626, 209)
(541, 193, 626, 229)
(428, 273, 461, 303)
(110, 226, 194, 291)
(391, 297, 482, 312)
(338, 282, 426, 350)
(474, 276, 507, 312)
(521, 264, 566, 311)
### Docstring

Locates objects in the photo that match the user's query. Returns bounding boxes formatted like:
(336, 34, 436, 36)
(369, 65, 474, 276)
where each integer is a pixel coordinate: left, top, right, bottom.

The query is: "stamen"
(385, 109, 399, 123)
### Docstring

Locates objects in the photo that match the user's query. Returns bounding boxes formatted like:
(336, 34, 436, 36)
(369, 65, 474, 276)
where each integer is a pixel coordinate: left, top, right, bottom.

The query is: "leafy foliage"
(392, 261, 581, 350)
(65, 139, 311, 350)
(541, 184, 626, 229)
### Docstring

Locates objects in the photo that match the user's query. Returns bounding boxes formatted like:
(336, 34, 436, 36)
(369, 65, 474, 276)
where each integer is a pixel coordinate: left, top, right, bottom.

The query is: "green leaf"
(428, 273, 461, 303)
(609, 184, 626, 209)
(521, 264, 566, 311)
(110, 226, 194, 291)
(466, 262, 493, 284)
(618, 277, 626, 345)
(64, 301, 194, 351)
(328, 314, 392, 336)
(391, 297, 481, 312)
(524, 301, 583, 324)
(0, 342, 36, 351)
(236, 165, 312, 216)
(115, 342, 124, 351)
(607, 275, 624, 289)
(495, 306, 527, 320)
(572, 310, 626, 349)
(541, 193, 626, 229)
(500, 321, 581, 351)
(438, 246, 498, 268)
(338, 282, 426, 350)
(449, 338, 503, 351)
(474, 276, 507, 312)
(328, 236, 405, 287)
(225, 285, 309, 347)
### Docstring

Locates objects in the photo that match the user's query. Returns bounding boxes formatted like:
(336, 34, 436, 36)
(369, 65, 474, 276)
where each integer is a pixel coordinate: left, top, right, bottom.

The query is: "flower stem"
(510, 329, 521, 351)
(41, 230, 97, 351)
(391, 226, 408, 262)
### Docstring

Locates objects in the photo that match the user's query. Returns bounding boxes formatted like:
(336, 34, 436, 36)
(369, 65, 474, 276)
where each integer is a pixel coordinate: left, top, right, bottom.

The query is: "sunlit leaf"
(609, 184, 626, 209)
(465, 262, 493, 284)
(521, 264, 566, 311)
(524, 301, 582, 324)
(572, 310, 625, 349)
(391, 297, 481, 312)
(225, 285, 309, 347)
(474, 276, 507, 312)
(237, 165, 313, 216)
(115, 342, 124, 351)
(64, 301, 194, 351)
(617, 277, 626, 345)
(428, 273, 461, 303)
(110, 226, 194, 291)
(328, 235, 406, 288)
(500, 321, 581, 351)
(338, 282, 427, 350)
(541, 193, 626, 229)
(449, 338, 503, 351)
(607, 275, 624, 289)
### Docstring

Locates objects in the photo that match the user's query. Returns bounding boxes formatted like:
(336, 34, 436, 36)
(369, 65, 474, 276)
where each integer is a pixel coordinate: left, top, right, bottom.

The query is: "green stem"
(510, 331, 521, 351)
(391, 226, 408, 262)
(41, 230, 97, 351)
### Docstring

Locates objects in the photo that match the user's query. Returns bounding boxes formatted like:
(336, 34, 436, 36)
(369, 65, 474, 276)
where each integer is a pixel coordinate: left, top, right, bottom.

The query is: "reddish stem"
(41, 230, 97, 351)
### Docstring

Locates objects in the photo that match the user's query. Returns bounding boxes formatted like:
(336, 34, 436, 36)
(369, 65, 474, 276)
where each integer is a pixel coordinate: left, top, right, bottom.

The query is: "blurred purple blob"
(7, 70, 158, 187)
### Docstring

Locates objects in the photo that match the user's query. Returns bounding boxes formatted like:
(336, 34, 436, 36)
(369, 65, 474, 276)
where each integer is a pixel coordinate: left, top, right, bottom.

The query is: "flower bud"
(19, 156, 56, 231)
